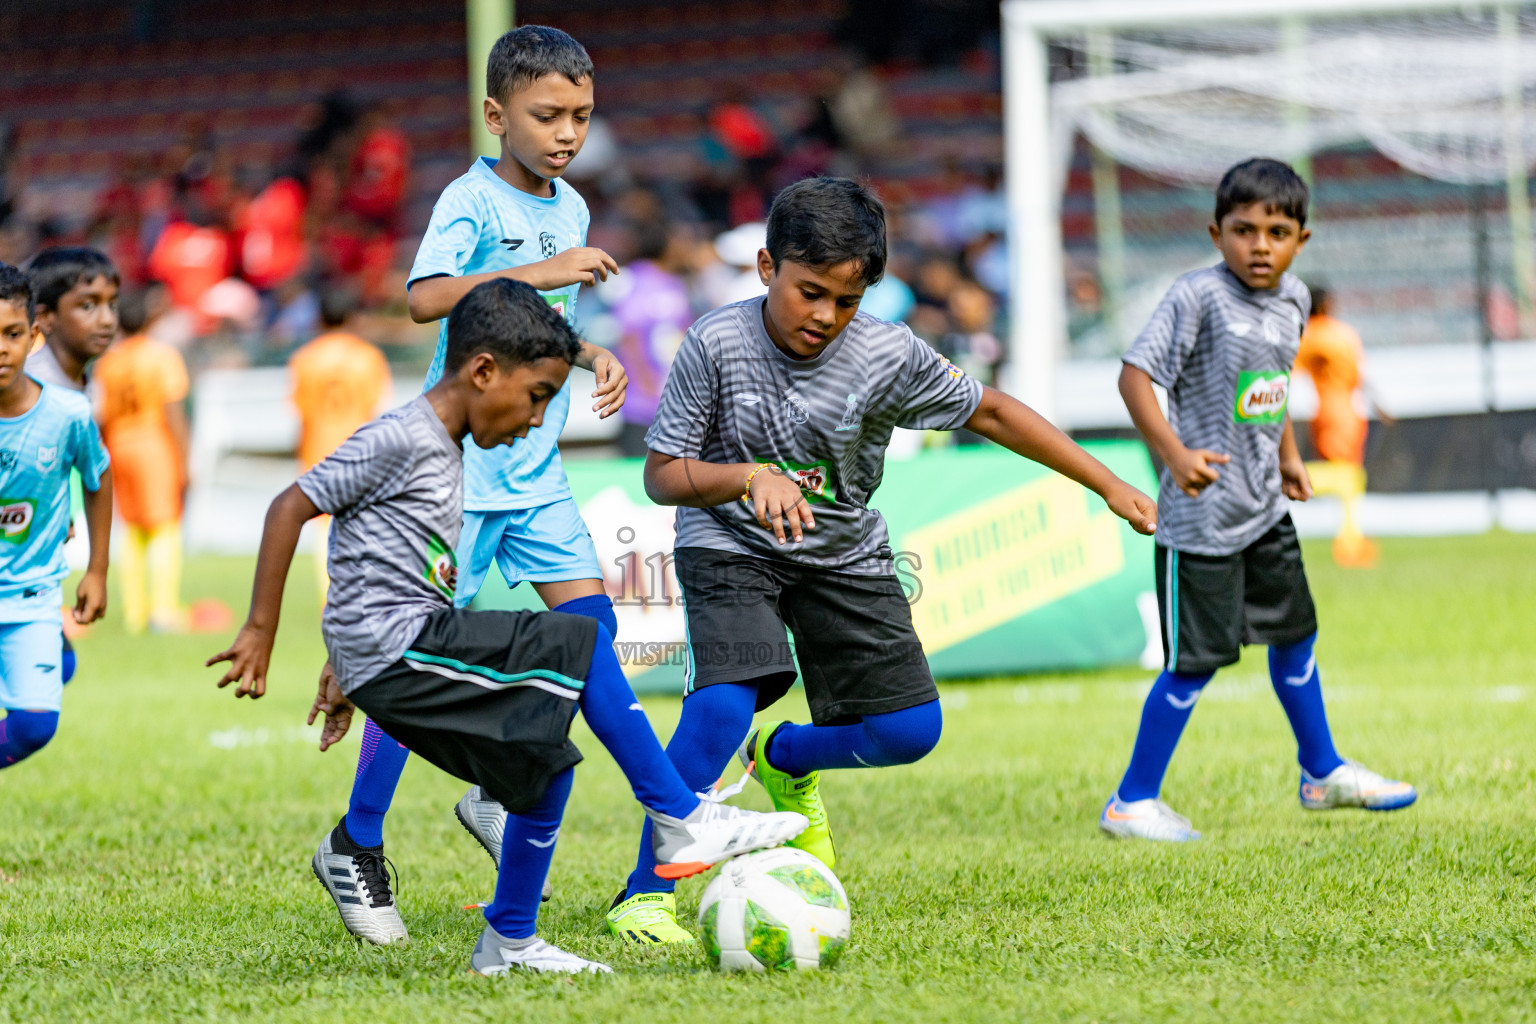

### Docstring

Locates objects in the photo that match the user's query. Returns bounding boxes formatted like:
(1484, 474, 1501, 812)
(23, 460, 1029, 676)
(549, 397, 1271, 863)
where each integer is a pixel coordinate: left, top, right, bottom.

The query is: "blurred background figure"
(93, 285, 191, 633)
(288, 286, 393, 602)
(606, 216, 696, 457)
(1296, 285, 1381, 568)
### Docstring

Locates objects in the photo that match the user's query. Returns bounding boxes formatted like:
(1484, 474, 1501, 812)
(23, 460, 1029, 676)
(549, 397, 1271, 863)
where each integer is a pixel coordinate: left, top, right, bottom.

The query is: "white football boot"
(455, 786, 553, 901)
(311, 822, 408, 944)
(1299, 759, 1418, 811)
(1099, 794, 1201, 842)
(469, 923, 611, 975)
(647, 771, 808, 879)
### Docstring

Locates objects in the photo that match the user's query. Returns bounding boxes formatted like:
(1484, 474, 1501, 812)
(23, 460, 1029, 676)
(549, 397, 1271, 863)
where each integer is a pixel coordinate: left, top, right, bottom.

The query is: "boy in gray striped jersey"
(606, 177, 1159, 945)
(1101, 158, 1416, 843)
(208, 279, 806, 974)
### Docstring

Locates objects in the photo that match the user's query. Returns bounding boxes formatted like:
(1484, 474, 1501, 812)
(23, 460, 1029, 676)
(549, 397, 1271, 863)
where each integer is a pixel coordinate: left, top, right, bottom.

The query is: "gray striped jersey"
(646, 297, 982, 573)
(1123, 263, 1311, 556)
(296, 396, 463, 693)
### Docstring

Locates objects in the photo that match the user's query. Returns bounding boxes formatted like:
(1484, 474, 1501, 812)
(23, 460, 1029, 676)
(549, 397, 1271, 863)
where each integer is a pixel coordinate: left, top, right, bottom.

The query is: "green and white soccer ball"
(697, 847, 851, 972)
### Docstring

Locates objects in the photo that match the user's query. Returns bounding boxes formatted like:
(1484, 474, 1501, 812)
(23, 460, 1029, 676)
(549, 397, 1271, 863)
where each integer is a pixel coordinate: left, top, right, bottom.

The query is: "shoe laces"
(354, 850, 398, 909)
(692, 767, 754, 823)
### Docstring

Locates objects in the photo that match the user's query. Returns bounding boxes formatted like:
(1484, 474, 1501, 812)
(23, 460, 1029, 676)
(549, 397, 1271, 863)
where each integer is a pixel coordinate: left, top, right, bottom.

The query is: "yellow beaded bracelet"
(741, 463, 775, 502)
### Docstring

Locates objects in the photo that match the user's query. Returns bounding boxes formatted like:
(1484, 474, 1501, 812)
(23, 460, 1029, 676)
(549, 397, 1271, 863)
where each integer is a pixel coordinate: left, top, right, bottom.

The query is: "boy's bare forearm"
(1279, 414, 1302, 463)
(81, 471, 113, 574)
(644, 451, 757, 508)
(245, 485, 320, 632)
(408, 268, 547, 323)
(1119, 364, 1184, 463)
(963, 387, 1124, 498)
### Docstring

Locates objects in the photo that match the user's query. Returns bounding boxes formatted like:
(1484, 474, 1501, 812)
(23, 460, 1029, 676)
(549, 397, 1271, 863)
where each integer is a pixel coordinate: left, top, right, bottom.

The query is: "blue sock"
(484, 766, 573, 939)
(553, 594, 618, 640)
(580, 625, 698, 820)
(1269, 633, 1345, 779)
(60, 634, 75, 685)
(0, 710, 59, 767)
(344, 718, 411, 848)
(1116, 670, 1214, 802)
(626, 682, 758, 897)
(765, 700, 943, 777)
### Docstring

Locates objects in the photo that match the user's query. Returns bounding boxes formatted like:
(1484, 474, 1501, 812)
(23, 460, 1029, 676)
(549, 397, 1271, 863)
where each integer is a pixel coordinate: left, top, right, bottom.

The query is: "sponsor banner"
(471, 442, 1160, 694)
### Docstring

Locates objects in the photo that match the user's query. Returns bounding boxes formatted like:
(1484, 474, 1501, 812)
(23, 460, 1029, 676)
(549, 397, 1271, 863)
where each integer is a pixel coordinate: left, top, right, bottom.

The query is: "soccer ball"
(697, 847, 851, 972)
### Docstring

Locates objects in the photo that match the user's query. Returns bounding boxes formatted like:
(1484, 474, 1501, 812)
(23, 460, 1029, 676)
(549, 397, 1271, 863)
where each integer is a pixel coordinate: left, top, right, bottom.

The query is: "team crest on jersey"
(0, 497, 36, 543)
(0, 449, 15, 472)
(782, 390, 810, 425)
(539, 232, 558, 258)
(36, 445, 57, 470)
(835, 392, 863, 432)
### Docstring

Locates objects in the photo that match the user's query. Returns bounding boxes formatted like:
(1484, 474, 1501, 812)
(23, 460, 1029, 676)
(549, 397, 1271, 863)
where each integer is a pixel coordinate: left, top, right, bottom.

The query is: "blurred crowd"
(0, 71, 1010, 421)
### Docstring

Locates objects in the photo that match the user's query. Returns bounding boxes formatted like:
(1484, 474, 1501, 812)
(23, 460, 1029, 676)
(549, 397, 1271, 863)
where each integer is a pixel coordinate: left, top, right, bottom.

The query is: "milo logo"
(543, 293, 570, 322)
(763, 459, 837, 504)
(1233, 370, 1289, 424)
(423, 533, 458, 599)
(0, 498, 36, 544)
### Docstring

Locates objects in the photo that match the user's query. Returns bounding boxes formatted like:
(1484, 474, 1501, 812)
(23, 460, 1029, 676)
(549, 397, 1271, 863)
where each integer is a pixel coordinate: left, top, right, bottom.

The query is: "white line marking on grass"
(1013, 683, 1082, 704)
(208, 725, 360, 750)
(1489, 685, 1526, 703)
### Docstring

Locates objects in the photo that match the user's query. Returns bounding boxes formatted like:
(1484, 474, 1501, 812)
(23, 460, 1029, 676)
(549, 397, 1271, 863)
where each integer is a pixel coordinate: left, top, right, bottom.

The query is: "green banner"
(472, 442, 1160, 693)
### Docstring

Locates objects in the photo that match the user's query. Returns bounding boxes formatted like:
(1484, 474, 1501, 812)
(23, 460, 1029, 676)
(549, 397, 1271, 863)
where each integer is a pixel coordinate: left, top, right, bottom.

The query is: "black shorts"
(348, 607, 597, 815)
(674, 547, 937, 725)
(1155, 514, 1318, 675)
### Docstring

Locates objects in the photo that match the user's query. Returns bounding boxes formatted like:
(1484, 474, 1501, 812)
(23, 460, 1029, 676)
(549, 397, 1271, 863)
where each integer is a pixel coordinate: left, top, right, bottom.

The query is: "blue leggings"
(624, 682, 941, 896)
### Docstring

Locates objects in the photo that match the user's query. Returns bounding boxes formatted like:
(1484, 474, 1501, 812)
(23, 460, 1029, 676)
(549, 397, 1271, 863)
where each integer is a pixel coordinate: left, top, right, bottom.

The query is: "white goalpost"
(1001, 0, 1536, 423)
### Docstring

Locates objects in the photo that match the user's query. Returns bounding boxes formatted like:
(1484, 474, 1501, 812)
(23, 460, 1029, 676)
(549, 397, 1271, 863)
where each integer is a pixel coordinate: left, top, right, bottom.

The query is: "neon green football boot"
(738, 722, 836, 868)
(606, 890, 696, 946)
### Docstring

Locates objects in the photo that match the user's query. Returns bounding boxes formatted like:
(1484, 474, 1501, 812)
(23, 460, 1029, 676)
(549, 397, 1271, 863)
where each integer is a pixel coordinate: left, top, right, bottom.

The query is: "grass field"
(3, 534, 1536, 1022)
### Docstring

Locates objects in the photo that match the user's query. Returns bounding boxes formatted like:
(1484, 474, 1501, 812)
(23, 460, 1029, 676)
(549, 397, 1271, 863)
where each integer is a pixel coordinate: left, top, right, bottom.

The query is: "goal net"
(1005, 1, 1536, 384)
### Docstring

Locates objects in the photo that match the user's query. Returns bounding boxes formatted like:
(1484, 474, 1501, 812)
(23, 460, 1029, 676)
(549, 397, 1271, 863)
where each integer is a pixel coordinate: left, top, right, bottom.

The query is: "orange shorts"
(107, 431, 184, 529)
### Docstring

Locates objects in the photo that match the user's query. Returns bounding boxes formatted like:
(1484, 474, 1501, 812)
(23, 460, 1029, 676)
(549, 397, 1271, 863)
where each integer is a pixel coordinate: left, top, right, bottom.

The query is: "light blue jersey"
(410, 156, 589, 512)
(0, 383, 109, 622)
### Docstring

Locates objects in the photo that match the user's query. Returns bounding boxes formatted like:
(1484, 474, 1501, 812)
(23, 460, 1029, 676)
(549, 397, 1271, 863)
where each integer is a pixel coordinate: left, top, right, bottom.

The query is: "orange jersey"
(93, 334, 191, 527)
(1295, 314, 1368, 464)
(290, 331, 392, 469)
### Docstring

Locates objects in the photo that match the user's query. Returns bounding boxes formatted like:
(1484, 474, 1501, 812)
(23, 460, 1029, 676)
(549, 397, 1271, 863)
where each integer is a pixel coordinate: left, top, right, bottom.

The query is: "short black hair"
(1214, 158, 1309, 228)
(1306, 281, 1331, 314)
(0, 262, 35, 323)
(117, 289, 148, 334)
(319, 286, 357, 329)
(444, 278, 581, 374)
(28, 247, 119, 312)
(766, 177, 886, 288)
(486, 25, 593, 103)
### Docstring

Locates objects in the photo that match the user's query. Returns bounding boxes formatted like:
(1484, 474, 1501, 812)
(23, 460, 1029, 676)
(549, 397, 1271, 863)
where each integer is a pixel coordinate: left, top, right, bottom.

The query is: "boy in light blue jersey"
(312, 26, 633, 944)
(0, 263, 111, 768)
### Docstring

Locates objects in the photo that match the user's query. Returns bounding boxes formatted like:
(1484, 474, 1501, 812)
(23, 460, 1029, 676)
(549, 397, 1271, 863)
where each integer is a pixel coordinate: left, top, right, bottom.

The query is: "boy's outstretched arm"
(964, 385, 1157, 535)
(406, 247, 620, 323)
(1119, 363, 1228, 498)
(75, 469, 113, 624)
(207, 484, 320, 698)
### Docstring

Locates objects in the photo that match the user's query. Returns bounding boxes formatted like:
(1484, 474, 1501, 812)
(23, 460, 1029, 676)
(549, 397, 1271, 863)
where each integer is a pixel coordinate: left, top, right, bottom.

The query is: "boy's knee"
(867, 700, 942, 765)
(4, 710, 59, 762)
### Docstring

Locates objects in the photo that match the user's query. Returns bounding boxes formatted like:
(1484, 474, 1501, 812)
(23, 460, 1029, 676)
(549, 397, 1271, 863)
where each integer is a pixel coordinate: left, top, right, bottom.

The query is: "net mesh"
(1043, 6, 1536, 357)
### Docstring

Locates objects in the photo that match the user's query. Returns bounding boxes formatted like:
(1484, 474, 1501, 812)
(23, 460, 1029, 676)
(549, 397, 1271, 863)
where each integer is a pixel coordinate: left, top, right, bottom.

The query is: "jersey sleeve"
(1123, 278, 1202, 389)
(161, 346, 190, 405)
(297, 416, 413, 516)
(894, 329, 984, 430)
(644, 326, 719, 459)
(408, 183, 482, 287)
(72, 413, 110, 491)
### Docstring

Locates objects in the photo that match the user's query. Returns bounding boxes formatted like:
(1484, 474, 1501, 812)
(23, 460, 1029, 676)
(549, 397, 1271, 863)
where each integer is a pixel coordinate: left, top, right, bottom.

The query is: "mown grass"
(2, 535, 1535, 1022)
